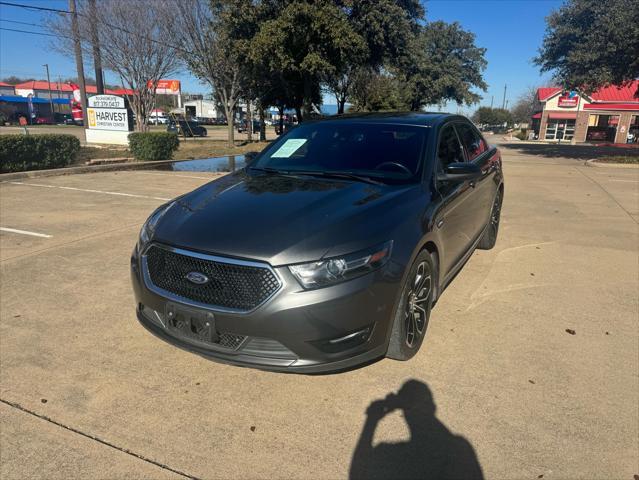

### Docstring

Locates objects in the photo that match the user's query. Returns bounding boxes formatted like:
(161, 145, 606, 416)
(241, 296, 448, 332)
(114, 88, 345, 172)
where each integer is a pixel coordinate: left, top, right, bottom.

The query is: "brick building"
(531, 81, 639, 143)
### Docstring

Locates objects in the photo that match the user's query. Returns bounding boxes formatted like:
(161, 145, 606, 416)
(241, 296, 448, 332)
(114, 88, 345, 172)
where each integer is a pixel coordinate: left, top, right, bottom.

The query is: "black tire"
(386, 250, 435, 361)
(478, 189, 502, 250)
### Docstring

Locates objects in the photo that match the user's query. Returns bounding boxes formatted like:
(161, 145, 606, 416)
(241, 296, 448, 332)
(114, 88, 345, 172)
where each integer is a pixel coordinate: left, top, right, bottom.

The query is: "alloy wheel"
(404, 261, 431, 347)
(491, 192, 502, 229)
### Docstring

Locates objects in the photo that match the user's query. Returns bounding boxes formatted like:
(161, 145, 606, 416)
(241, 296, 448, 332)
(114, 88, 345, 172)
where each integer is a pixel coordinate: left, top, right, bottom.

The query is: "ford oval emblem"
(185, 271, 209, 285)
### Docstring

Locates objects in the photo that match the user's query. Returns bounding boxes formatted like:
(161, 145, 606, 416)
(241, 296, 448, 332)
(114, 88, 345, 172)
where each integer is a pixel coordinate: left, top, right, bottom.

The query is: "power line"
(0, 1, 70, 14)
(0, 26, 68, 39)
(0, 18, 46, 28)
(0, 0, 187, 53)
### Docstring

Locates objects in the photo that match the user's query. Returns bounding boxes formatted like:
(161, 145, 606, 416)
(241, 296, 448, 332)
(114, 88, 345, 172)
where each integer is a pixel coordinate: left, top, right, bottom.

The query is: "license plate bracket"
(165, 302, 218, 344)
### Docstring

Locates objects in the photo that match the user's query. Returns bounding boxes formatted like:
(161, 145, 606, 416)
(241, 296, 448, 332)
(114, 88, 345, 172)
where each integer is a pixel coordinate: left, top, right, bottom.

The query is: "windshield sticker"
(271, 139, 307, 158)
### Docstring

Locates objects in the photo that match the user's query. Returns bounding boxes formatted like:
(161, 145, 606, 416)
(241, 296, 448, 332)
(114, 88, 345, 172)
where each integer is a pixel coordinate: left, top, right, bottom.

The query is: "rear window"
(254, 122, 428, 182)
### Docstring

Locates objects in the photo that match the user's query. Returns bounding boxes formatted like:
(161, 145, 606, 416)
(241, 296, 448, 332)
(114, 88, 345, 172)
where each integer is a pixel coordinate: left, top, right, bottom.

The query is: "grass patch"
(74, 146, 129, 164)
(174, 140, 269, 160)
(595, 156, 639, 164)
(74, 139, 269, 164)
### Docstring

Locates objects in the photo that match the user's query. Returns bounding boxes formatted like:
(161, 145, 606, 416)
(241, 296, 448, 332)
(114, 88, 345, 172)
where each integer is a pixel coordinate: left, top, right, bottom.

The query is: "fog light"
(311, 324, 374, 353)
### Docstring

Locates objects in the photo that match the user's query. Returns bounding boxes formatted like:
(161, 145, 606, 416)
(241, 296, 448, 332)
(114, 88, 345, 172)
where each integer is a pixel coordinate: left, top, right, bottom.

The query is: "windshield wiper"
(289, 170, 385, 186)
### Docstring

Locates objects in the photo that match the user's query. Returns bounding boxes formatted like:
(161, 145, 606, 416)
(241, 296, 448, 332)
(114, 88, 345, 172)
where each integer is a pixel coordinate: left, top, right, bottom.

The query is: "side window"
(437, 125, 465, 170)
(456, 123, 487, 162)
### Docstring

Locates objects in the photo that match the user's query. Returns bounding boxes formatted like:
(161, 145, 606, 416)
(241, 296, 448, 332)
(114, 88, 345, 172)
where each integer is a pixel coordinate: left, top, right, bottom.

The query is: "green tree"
(349, 69, 410, 111)
(328, 0, 425, 113)
(535, 0, 639, 93)
(251, 1, 365, 121)
(348, 19, 487, 112)
(399, 21, 487, 111)
(472, 107, 513, 126)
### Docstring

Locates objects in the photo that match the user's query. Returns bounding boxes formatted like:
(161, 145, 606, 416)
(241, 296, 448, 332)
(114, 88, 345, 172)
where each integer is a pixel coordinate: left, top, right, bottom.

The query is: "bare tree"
(170, 0, 244, 147)
(47, 0, 180, 132)
(94, 0, 180, 131)
(510, 85, 540, 124)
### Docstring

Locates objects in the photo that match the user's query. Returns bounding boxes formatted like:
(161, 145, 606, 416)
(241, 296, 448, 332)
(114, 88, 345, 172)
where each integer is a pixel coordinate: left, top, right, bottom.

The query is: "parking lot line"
(0, 227, 52, 238)
(5, 181, 171, 201)
(133, 172, 218, 180)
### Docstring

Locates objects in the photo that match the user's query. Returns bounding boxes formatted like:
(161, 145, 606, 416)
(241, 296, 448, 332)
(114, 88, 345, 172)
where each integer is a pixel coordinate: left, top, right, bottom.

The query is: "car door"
(433, 123, 478, 276)
(455, 121, 496, 238)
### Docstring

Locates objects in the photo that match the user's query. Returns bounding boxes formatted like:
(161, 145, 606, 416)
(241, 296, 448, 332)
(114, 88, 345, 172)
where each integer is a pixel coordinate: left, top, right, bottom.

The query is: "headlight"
(137, 202, 173, 251)
(289, 241, 392, 289)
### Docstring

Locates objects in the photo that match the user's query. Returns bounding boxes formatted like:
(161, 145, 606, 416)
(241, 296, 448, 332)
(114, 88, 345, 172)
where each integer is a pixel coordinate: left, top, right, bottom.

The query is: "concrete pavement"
(0, 150, 637, 479)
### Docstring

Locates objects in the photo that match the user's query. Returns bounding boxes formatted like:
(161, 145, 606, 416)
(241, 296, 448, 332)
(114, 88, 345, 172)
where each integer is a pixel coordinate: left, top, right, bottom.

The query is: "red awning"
(531, 112, 542, 119)
(584, 103, 639, 111)
(548, 112, 577, 119)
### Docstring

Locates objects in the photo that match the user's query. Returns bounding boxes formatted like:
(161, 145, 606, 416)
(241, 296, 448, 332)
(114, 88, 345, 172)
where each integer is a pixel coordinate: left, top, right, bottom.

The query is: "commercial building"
(531, 80, 639, 143)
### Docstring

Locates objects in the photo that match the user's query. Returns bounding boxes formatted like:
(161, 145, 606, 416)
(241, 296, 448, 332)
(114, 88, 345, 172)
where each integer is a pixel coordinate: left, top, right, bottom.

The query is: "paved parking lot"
(1, 149, 637, 479)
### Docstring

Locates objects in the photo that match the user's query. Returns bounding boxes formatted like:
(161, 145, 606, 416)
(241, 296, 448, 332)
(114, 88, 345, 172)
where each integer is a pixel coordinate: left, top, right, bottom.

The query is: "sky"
(0, 0, 563, 114)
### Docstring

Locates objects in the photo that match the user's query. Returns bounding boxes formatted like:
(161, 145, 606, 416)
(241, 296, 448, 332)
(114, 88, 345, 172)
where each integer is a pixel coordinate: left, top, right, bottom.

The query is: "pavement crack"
(0, 398, 201, 480)
(573, 166, 638, 225)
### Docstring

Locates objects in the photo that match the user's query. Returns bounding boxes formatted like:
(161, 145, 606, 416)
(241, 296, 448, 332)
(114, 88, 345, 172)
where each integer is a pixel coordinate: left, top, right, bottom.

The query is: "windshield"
(253, 122, 429, 183)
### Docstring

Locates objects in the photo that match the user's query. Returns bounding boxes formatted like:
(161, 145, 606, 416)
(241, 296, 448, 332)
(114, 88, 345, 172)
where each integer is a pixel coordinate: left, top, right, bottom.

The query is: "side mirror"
(437, 162, 481, 182)
(244, 151, 259, 165)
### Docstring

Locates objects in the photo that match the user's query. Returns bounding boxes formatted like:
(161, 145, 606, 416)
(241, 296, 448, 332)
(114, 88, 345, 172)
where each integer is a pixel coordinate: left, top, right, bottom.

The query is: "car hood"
(153, 171, 424, 265)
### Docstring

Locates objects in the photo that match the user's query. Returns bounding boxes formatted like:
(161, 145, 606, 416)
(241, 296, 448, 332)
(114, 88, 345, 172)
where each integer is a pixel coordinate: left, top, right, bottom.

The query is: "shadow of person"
(350, 380, 484, 480)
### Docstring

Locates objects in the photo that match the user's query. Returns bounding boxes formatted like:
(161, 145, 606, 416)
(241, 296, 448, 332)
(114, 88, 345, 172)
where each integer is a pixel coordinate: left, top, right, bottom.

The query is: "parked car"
(237, 119, 261, 133)
(53, 113, 75, 125)
(167, 120, 207, 137)
(34, 116, 53, 125)
(149, 112, 169, 125)
(132, 113, 503, 373)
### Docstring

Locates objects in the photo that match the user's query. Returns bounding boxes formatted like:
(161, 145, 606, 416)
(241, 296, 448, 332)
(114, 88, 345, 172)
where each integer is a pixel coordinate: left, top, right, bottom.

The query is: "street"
(0, 144, 638, 479)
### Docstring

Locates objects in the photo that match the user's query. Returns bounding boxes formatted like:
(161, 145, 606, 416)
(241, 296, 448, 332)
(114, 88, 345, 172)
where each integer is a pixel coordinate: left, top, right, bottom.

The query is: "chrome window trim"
(141, 242, 284, 314)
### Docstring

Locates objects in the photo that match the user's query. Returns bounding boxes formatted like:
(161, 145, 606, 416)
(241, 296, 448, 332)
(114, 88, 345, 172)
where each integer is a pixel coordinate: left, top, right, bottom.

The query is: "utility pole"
(43, 64, 54, 119)
(87, 0, 104, 94)
(505, 99, 509, 110)
(490, 95, 494, 109)
(69, 0, 88, 122)
(502, 84, 507, 110)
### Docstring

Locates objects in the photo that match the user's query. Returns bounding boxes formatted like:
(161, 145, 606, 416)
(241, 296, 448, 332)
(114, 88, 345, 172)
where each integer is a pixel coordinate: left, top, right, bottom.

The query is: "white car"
(149, 114, 169, 125)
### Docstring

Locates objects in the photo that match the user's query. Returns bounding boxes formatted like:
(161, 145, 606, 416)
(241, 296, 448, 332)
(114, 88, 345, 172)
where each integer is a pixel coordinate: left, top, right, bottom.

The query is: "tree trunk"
(225, 104, 234, 147)
(258, 105, 266, 141)
(247, 101, 253, 142)
(295, 106, 303, 123)
(338, 99, 345, 115)
(278, 106, 284, 135)
(301, 76, 312, 121)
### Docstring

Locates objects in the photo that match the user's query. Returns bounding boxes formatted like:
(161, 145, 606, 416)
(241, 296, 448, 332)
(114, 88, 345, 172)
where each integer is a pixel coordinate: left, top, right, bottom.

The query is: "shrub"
(128, 132, 179, 161)
(0, 134, 81, 173)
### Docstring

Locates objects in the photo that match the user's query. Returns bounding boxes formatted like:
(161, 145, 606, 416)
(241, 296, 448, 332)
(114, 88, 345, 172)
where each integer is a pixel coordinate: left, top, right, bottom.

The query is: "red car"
(34, 117, 53, 125)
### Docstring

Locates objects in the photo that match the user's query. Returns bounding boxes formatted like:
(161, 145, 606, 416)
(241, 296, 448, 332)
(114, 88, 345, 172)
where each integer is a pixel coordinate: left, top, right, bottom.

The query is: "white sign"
(87, 107, 129, 131)
(271, 139, 307, 158)
(88, 94, 125, 109)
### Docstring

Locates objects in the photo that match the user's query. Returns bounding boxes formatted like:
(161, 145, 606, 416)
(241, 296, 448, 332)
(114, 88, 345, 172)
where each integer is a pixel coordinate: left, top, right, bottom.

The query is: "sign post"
(85, 94, 133, 145)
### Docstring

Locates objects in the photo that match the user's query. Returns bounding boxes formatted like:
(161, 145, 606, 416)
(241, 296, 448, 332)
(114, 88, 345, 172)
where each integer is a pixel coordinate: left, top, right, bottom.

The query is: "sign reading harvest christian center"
(87, 95, 130, 132)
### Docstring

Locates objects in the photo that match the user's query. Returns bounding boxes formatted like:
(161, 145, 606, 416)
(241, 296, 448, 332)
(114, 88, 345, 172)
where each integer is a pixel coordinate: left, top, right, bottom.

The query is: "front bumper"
(131, 246, 402, 373)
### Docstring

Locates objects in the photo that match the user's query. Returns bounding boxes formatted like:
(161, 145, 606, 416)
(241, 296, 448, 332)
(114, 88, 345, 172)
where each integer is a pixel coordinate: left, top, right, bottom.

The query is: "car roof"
(311, 112, 463, 127)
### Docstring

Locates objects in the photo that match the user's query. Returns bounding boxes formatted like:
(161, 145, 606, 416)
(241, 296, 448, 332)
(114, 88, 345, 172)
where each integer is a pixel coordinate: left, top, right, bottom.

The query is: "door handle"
(436, 218, 445, 228)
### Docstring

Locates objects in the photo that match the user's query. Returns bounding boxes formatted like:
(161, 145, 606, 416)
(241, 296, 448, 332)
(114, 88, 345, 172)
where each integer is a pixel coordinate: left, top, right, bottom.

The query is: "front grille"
(144, 245, 281, 311)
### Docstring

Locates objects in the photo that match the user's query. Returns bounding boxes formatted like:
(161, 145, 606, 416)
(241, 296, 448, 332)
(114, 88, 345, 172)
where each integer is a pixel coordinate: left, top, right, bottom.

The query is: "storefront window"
(545, 120, 575, 140)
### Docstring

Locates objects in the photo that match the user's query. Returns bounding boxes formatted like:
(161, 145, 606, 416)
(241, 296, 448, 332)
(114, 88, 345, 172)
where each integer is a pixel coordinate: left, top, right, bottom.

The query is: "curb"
(0, 158, 205, 181)
(584, 159, 639, 169)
